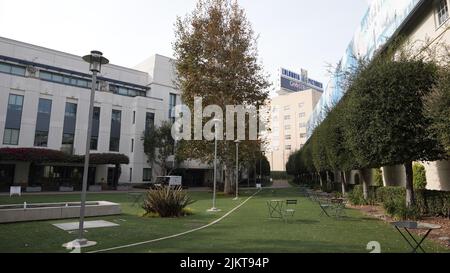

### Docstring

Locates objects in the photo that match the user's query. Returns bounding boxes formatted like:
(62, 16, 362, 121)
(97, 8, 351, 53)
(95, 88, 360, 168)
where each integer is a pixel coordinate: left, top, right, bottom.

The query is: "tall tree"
(143, 121, 177, 177)
(173, 0, 269, 194)
(344, 57, 445, 207)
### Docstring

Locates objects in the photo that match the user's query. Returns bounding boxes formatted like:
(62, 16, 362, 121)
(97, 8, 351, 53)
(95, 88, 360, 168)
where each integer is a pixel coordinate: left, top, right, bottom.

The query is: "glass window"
(130, 168, 133, 182)
(8, 94, 24, 111)
(62, 133, 74, 154)
(112, 110, 121, 122)
(131, 138, 134, 153)
(77, 79, 88, 88)
(52, 74, 63, 82)
(90, 136, 98, 151)
(299, 112, 306, 118)
(143, 168, 152, 182)
(109, 137, 120, 152)
(38, 98, 52, 114)
(299, 123, 307, 128)
(284, 115, 291, 120)
(145, 112, 155, 132)
(284, 125, 291, 130)
(39, 71, 53, 80)
(298, 102, 305, 108)
(3, 129, 20, 145)
(118, 87, 128, 96)
(93, 107, 100, 121)
(285, 135, 291, 140)
(284, 106, 290, 111)
(11, 65, 25, 76)
(0, 63, 10, 73)
(34, 131, 48, 147)
(300, 133, 307, 138)
(65, 102, 77, 118)
(169, 93, 177, 118)
(438, 0, 449, 25)
(285, 145, 292, 150)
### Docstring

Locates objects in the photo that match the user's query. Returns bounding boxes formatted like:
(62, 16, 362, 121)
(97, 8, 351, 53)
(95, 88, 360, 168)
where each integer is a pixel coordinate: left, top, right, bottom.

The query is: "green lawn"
(0, 188, 448, 253)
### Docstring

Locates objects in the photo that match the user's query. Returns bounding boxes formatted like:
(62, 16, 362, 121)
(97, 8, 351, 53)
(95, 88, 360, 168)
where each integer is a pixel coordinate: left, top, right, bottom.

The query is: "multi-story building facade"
(307, 0, 450, 190)
(0, 36, 196, 191)
(267, 68, 322, 171)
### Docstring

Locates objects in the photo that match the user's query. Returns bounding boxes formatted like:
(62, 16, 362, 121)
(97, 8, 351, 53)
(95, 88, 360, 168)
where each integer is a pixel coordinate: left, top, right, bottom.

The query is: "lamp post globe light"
(208, 118, 222, 212)
(233, 140, 240, 200)
(64, 51, 109, 250)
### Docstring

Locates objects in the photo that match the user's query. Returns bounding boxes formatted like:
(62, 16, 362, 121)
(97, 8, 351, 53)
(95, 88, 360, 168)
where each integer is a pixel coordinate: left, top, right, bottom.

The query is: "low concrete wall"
(0, 201, 121, 223)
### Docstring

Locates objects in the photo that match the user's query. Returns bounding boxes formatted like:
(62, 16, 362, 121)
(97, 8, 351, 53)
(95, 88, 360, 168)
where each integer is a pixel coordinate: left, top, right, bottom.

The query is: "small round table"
(392, 221, 442, 253)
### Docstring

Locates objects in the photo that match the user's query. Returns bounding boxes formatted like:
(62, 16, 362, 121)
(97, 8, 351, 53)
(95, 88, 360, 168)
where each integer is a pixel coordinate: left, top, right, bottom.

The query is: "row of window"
(281, 103, 305, 112)
(2, 94, 155, 154)
(283, 113, 306, 120)
(0, 62, 26, 76)
(0, 61, 148, 98)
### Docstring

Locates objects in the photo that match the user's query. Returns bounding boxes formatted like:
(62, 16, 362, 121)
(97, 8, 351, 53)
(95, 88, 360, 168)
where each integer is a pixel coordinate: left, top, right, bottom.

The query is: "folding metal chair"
(283, 200, 298, 223)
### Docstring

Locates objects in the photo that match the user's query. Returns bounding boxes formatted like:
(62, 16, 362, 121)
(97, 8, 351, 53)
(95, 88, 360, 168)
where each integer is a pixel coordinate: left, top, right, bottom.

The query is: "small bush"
(413, 163, 427, 190)
(142, 186, 195, 218)
(373, 168, 384, 187)
(348, 185, 366, 205)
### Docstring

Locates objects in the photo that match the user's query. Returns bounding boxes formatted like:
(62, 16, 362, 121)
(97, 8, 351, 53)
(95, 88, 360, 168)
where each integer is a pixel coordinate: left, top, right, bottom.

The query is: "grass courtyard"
(0, 187, 448, 253)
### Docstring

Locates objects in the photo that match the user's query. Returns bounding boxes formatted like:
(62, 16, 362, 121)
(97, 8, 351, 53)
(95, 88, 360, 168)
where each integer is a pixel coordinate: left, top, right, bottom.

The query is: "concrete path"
(269, 179, 292, 189)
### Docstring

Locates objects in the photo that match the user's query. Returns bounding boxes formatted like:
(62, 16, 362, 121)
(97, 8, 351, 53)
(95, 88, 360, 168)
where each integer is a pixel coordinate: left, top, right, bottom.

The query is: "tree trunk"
(317, 172, 323, 189)
(405, 161, 415, 207)
(340, 171, 347, 196)
(224, 164, 234, 195)
(360, 169, 369, 200)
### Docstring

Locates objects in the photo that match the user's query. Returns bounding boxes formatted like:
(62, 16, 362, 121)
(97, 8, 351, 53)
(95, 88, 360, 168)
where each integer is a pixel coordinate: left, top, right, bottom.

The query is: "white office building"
(0, 36, 213, 191)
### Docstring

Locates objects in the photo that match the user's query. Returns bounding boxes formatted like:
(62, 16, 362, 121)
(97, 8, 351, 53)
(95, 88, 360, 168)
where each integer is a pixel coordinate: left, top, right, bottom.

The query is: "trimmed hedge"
(376, 186, 450, 219)
(271, 171, 293, 180)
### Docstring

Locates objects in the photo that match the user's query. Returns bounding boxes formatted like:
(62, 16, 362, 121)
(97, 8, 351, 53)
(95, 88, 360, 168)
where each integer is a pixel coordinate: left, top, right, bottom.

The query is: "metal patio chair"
(283, 200, 298, 223)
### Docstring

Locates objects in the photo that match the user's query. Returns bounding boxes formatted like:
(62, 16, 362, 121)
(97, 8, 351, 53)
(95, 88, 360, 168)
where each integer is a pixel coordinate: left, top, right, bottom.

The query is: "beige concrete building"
(267, 69, 322, 171)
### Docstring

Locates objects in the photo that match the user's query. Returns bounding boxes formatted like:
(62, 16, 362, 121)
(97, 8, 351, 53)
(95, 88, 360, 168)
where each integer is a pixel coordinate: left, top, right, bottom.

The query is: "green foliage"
(344, 58, 443, 168)
(348, 185, 367, 206)
(376, 187, 450, 219)
(142, 121, 176, 176)
(413, 163, 427, 190)
(425, 68, 450, 155)
(373, 168, 384, 187)
(173, 0, 269, 194)
(142, 186, 195, 218)
(271, 171, 293, 180)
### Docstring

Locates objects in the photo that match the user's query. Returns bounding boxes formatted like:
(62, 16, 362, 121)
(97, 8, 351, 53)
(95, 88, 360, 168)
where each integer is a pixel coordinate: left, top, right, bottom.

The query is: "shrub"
(413, 163, 427, 190)
(142, 186, 195, 217)
(373, 168, 384, 187)
(376, 187, 450, 219)
(348, 185, 366, 205)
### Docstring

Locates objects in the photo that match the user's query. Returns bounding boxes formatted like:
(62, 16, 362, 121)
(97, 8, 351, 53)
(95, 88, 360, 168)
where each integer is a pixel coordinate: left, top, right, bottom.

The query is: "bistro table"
(392, 221, 442, 253)
(267, 200, 284, 219)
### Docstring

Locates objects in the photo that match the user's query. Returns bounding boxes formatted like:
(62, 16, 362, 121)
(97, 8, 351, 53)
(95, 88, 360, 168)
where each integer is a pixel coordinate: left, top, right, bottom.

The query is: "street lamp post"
(233, 140, 240, 200)
(64, 51, 109, 249)
(208, 119, 221, 212)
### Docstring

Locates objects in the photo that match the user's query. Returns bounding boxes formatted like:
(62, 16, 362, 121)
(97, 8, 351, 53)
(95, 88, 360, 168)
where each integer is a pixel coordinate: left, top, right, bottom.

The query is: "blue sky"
(0, 0, 369, 95)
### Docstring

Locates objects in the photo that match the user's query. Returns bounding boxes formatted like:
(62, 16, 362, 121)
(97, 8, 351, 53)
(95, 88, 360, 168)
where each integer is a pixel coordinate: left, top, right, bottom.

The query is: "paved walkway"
(269, 179, 292, 189)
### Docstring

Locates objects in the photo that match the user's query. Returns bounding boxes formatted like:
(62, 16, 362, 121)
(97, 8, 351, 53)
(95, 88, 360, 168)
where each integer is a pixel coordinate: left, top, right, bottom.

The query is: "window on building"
(62, 133, 74, 154)
(130, 168, 133, 182)
(285, 145, 292, 150)
(299, 112, 306, 118)
(283, 106, 290, 111)
(438, 0, 449, 26)
(0, 62, 26, 76)
(3, 129, 20, 145)
(34, 131, 49, 147)
(285, 135, 291, 140)
(299, 123, 307, 128)
(284, 115, 291, 120)
(109, 110, 121, 152)
(131, 138, 134, 153)
(90, 107, 100, 150)
(298, 102, 305, 108)
(143, 168, 152, 182)
(65, 102, 77, 118)
(3, 94, 24, 145)
(284, 125, 291, 130)
(62, 102, 77, 154)
(34, 98, 52, 147)
(133, 111, 136, 124)
(169, 93, 177, 120)
(145, 112, 155, 133)
(300, 133, 307, 138)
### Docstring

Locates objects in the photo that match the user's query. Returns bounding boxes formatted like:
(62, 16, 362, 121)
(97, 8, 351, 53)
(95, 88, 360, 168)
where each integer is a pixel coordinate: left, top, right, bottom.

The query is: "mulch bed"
(348, 204, 450, 249)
